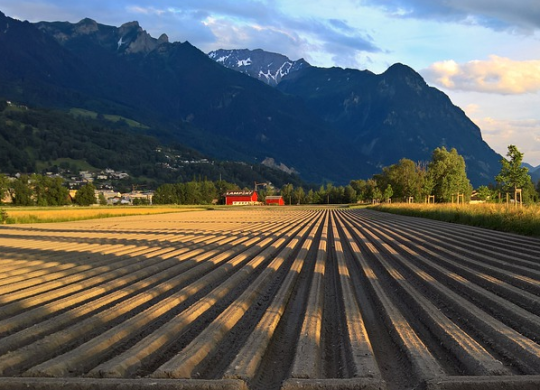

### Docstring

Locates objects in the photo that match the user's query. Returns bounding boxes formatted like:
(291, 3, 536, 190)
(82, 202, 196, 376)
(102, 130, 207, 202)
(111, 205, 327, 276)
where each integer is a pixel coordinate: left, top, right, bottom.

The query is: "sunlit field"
(372, 202, 540, 237)
(0, 206, 204, 224)
(0, 207, 538, 390)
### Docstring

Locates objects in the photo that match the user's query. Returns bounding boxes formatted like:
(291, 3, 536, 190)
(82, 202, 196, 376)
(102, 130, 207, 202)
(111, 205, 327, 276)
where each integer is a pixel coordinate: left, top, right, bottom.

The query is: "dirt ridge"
(0, 208, 538, 390)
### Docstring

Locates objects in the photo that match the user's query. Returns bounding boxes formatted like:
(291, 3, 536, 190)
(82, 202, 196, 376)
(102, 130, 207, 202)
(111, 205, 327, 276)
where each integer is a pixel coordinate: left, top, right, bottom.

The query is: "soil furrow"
(331, 212, 380, 379)
(222, 212, 325, 387)
(289, 211, 329, 379)
(0, 207, 538, 390)
(23, 217, 303, 377)
(350, 212, 540, 374)
(339, 213, 447, 383)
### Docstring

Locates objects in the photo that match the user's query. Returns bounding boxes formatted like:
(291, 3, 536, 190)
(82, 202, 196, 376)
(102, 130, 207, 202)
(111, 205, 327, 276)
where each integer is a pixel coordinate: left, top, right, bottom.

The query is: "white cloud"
(422, 56, 540, 94)
(200, 17, 312, 61)
(126, 6, 168, 16)
(363, 0, 540, 33)
(464, 103, 480, 114)
(470, 116, 540, 166)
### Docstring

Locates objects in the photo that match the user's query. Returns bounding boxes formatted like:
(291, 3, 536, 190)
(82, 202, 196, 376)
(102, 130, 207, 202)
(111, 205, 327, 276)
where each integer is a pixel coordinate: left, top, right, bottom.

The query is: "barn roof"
(225, 191, 255, 196)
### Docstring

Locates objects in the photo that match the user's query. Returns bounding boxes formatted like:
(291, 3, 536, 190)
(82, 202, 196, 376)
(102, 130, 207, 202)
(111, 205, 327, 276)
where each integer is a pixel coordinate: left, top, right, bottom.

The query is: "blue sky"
(3, 0, 540, 165)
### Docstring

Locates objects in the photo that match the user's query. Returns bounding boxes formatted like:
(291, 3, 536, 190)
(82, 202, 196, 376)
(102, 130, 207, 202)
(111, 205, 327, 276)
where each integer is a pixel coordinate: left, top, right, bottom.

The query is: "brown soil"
(0, 208, 539, 390)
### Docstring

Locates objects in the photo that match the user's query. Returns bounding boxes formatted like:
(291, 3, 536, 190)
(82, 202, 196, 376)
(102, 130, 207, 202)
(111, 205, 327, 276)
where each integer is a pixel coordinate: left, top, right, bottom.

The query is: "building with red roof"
(265, 195, 285, 206)
(225, 191, 258, 205)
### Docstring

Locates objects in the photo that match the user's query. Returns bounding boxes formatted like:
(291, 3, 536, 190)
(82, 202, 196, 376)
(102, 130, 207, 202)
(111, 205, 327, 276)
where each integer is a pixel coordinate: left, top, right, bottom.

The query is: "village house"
(122, 191, 154, 205)
(265, 195, 285, 206)
(225, 191, 259, 206)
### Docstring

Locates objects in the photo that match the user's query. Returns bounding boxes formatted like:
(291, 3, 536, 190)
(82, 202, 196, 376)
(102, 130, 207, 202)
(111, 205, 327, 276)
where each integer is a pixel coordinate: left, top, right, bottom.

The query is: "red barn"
(225, 191, 258, 206)
(265, 195, 285, 206)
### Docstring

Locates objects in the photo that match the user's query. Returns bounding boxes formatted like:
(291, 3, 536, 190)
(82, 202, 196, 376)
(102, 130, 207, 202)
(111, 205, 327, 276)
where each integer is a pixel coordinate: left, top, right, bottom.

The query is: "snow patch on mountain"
(238, 58, 252, 66)
(208, 48, 310, 86)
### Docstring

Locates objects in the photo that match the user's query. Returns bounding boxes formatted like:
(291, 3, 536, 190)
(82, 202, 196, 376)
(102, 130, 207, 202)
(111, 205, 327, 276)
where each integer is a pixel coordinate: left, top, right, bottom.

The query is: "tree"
(74, 183, 97, 206)
(374, 159, 424, 201)
(428, 147, 471, 202)
(98, 193, 108, 205)
(418, 162, 435, 200)
(199, 180, 217, 204)
(383, 184, 394, 202)
(292, 186, 305, 205)
(522, 179, 538, 204)
(364, 179, 378, 201)
(11, 175, 34, 206)
(372, 187, 382, 203)
(31, 174, 70, 206)
(344, 185, 357, 204)
(326, 183, 345, 204)
(349, 179, 367, 202)
(495, 145, 532, 203)
(281, 183, 294, 205)
(45, 176, 70, 206)
(183, 181, 202, 204)
(153, 183, 180, 204)
(132, 197, 149, 205)
(305, 189, 316, 204)
(314, 185, 326, 204)
(0, 174, 9, 204)
(32, 174, 48, 206)
(476, 185, 493, 202)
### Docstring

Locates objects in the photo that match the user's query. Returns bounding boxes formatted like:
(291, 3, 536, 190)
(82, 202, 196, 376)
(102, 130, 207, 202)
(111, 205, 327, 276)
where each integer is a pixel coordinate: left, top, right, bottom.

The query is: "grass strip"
(370, 203, 540, 237)
(0, 206, 205, 224)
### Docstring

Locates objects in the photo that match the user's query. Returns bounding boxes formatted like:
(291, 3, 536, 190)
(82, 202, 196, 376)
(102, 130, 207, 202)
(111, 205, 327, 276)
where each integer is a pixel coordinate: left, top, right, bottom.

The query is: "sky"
(3, 0, 540, 166)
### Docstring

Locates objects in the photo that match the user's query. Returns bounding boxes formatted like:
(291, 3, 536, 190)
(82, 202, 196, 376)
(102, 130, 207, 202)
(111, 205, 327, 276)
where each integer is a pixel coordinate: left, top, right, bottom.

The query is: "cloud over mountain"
(124, 1, 380, 69)
(422, 56, 540, 94)
(476, 117, 540, 166)
(365, 0, 540, 33)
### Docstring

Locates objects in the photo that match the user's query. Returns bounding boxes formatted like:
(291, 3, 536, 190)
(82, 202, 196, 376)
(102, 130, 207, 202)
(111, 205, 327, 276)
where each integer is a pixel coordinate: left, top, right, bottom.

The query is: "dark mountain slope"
(1, 12, 360, 183)
(0, 12, 93, 106)
(278, 64, 502, 185)
(0, 11, 504, 185)
(0, 104, 305, 189)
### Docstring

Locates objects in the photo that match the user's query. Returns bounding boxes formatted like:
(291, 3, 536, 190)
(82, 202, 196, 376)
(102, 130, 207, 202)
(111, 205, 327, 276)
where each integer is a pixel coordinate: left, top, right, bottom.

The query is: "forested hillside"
(0, 103, 304, 189)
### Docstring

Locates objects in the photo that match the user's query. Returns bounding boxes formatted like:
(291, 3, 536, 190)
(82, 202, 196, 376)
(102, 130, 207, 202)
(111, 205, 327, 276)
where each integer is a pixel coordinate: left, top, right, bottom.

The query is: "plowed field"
(0, 207, 539, 390)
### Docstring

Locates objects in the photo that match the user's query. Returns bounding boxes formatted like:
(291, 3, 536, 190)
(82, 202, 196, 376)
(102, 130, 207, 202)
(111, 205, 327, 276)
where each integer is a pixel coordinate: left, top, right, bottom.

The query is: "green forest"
(0, 102, 304, 189)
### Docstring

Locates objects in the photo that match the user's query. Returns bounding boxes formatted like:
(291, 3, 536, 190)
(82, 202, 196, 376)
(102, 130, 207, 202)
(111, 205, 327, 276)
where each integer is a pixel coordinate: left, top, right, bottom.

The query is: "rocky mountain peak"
(119, 20, 140, 32)
(74, 18, 99, 34)
(35, 17, 167, 56)
(158, 33, 169, 44)
(115, 21, 160, 54)
(208, 48, 310, 86)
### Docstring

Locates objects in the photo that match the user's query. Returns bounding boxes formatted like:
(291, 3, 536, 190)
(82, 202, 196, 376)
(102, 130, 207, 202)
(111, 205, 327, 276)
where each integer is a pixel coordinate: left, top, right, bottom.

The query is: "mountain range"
(208, 49, 310, 87)
(523, 163, 540, 183)
(0, 11, 508, 187)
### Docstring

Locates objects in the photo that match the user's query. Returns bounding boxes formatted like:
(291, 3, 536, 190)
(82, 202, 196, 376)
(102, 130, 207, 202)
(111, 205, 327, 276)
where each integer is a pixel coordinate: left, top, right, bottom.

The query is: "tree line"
(0, 174, 99, 207)
(275, 145, 538, 205)
(1, 145, 538, 207)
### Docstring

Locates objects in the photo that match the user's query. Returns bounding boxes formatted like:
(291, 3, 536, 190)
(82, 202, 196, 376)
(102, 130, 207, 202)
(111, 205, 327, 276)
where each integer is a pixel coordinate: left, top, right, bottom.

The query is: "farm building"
(265, 195, 285, 206)
(225, 191, 258, 205)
